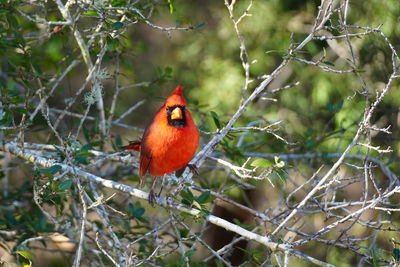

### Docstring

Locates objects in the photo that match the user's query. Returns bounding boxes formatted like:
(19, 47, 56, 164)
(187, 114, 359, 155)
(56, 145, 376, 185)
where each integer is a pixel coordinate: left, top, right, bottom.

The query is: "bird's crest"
(165, 85, 186, 107)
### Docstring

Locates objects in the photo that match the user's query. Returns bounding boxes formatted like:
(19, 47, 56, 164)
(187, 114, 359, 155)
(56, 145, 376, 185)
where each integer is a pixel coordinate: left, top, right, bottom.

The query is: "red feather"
(123, 85, 199, 204)
(122, 140, 141, 151)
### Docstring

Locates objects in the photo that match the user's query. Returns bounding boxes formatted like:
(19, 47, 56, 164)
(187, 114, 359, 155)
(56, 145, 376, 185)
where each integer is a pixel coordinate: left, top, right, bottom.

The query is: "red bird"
(123, 85, 199, 205)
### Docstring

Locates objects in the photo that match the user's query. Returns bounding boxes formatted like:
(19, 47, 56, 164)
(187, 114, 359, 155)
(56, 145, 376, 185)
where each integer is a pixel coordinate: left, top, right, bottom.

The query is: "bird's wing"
(139, 153, 152, 187)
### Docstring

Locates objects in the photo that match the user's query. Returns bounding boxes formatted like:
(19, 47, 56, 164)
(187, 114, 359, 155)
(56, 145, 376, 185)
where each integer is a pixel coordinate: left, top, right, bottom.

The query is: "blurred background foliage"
(0, 0, 400, 266)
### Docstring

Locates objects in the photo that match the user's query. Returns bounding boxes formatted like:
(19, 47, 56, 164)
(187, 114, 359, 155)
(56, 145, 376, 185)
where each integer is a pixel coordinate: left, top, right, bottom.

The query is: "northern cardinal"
(123, 85, 200, 205)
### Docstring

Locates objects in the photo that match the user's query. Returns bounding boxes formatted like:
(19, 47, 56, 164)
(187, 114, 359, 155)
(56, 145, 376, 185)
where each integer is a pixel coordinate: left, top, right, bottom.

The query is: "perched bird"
(123, 85, 200, 205)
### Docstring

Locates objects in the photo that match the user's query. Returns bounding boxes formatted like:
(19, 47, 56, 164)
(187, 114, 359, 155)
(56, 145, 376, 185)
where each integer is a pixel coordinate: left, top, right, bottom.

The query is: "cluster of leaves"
(0, 182, 54, 265)
(180, 188, 212, 216)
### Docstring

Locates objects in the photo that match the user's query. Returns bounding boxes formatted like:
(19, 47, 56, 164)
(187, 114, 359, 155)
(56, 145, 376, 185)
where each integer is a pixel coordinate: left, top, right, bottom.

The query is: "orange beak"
(171, 107, 183, 120)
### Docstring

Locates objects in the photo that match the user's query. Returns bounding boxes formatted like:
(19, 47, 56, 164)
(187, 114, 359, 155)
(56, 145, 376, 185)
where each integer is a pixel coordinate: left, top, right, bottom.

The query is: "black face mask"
(166, 105, 187, 127)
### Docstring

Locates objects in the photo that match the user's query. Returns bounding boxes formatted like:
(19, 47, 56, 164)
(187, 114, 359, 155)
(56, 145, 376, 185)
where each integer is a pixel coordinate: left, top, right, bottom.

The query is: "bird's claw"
(187, 164, 199, 176)
(148, 189, 156, 207)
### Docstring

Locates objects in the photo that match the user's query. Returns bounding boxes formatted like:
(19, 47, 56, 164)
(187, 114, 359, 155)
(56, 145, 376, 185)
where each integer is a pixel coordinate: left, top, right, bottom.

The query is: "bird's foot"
(187, 164, 199, 176)
(148, 189, 157, 207)
(157, 185, 164, 197)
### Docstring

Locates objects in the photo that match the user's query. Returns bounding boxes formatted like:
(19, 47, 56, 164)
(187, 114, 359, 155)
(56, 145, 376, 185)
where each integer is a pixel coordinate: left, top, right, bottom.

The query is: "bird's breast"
(143, 118, 199, 176)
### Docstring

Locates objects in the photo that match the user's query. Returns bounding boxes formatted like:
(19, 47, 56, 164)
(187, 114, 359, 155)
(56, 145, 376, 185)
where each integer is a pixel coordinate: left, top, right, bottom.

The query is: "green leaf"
(14, 107, 28, 114)
(251, 158, 272, 168)
(180, 212, 195, 219)
(0, 109, 12, 126)
(5, 211, 17, 226)
(198, 125, 208, 132)
(323, 61, 335, 66)
(164, 66, 173, 77)
(111, 0, 127, 7)
(134, 207, 145, 218)
(196, 191, 211, 204)
(179, 228, 189, 238)
(81, 143, 93, 151)
(14, 32, 25, 47)
(76, 151, 94, 157)
(184, 249, 195, 258)
(36, 165, 62, 178)
(82, 11, 98, 17)
(233, 218, 255, 229)
(215, 259, 224, 267)
(180, 188, 194, 205)
(195, 22, 206, 28)
(371, 248, 378, 267)
(7, 78, 15, 91)
(393, 248, 400, 261)
(9, 96, 25, 104)
(198, 209, 210, 217)
(128, 203, 135, 216)
(59, 179, 73, 191)
(112, 22, 124, 30)
(166, 0, 174, 14)
(176, 16, 190, 25)
(306, 138, 315, 148)
(123, 221, 130, 232)
(181, 198, 192, 206)
(75, 147, 94, 164)
(326, 103, 334, 112)
(252, 249, 264, 263)
(305, 128, 314, 137)
(335, 100, 343, 112)
(282, 53, 296, 59)
(17, 251, 32, 261)
(137, 215, 149, 224)
(128, 203, 146, 222)
(327, 100, 343, 113)
(116, 135, 122, 148)
(47, 165, 62, 175)
(83, 127, 90, 143)
(210, 111, 221, 129)
(274, 169, 287, 185)
(107, 36, 120, 51)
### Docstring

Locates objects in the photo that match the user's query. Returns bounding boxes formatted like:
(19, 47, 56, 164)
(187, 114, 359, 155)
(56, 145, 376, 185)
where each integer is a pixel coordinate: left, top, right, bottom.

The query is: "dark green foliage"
(128, 202, 148, 223)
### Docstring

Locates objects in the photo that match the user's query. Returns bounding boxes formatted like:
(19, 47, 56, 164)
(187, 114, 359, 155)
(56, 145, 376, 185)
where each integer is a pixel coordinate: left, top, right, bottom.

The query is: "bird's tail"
(122, 140, 141, 151)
